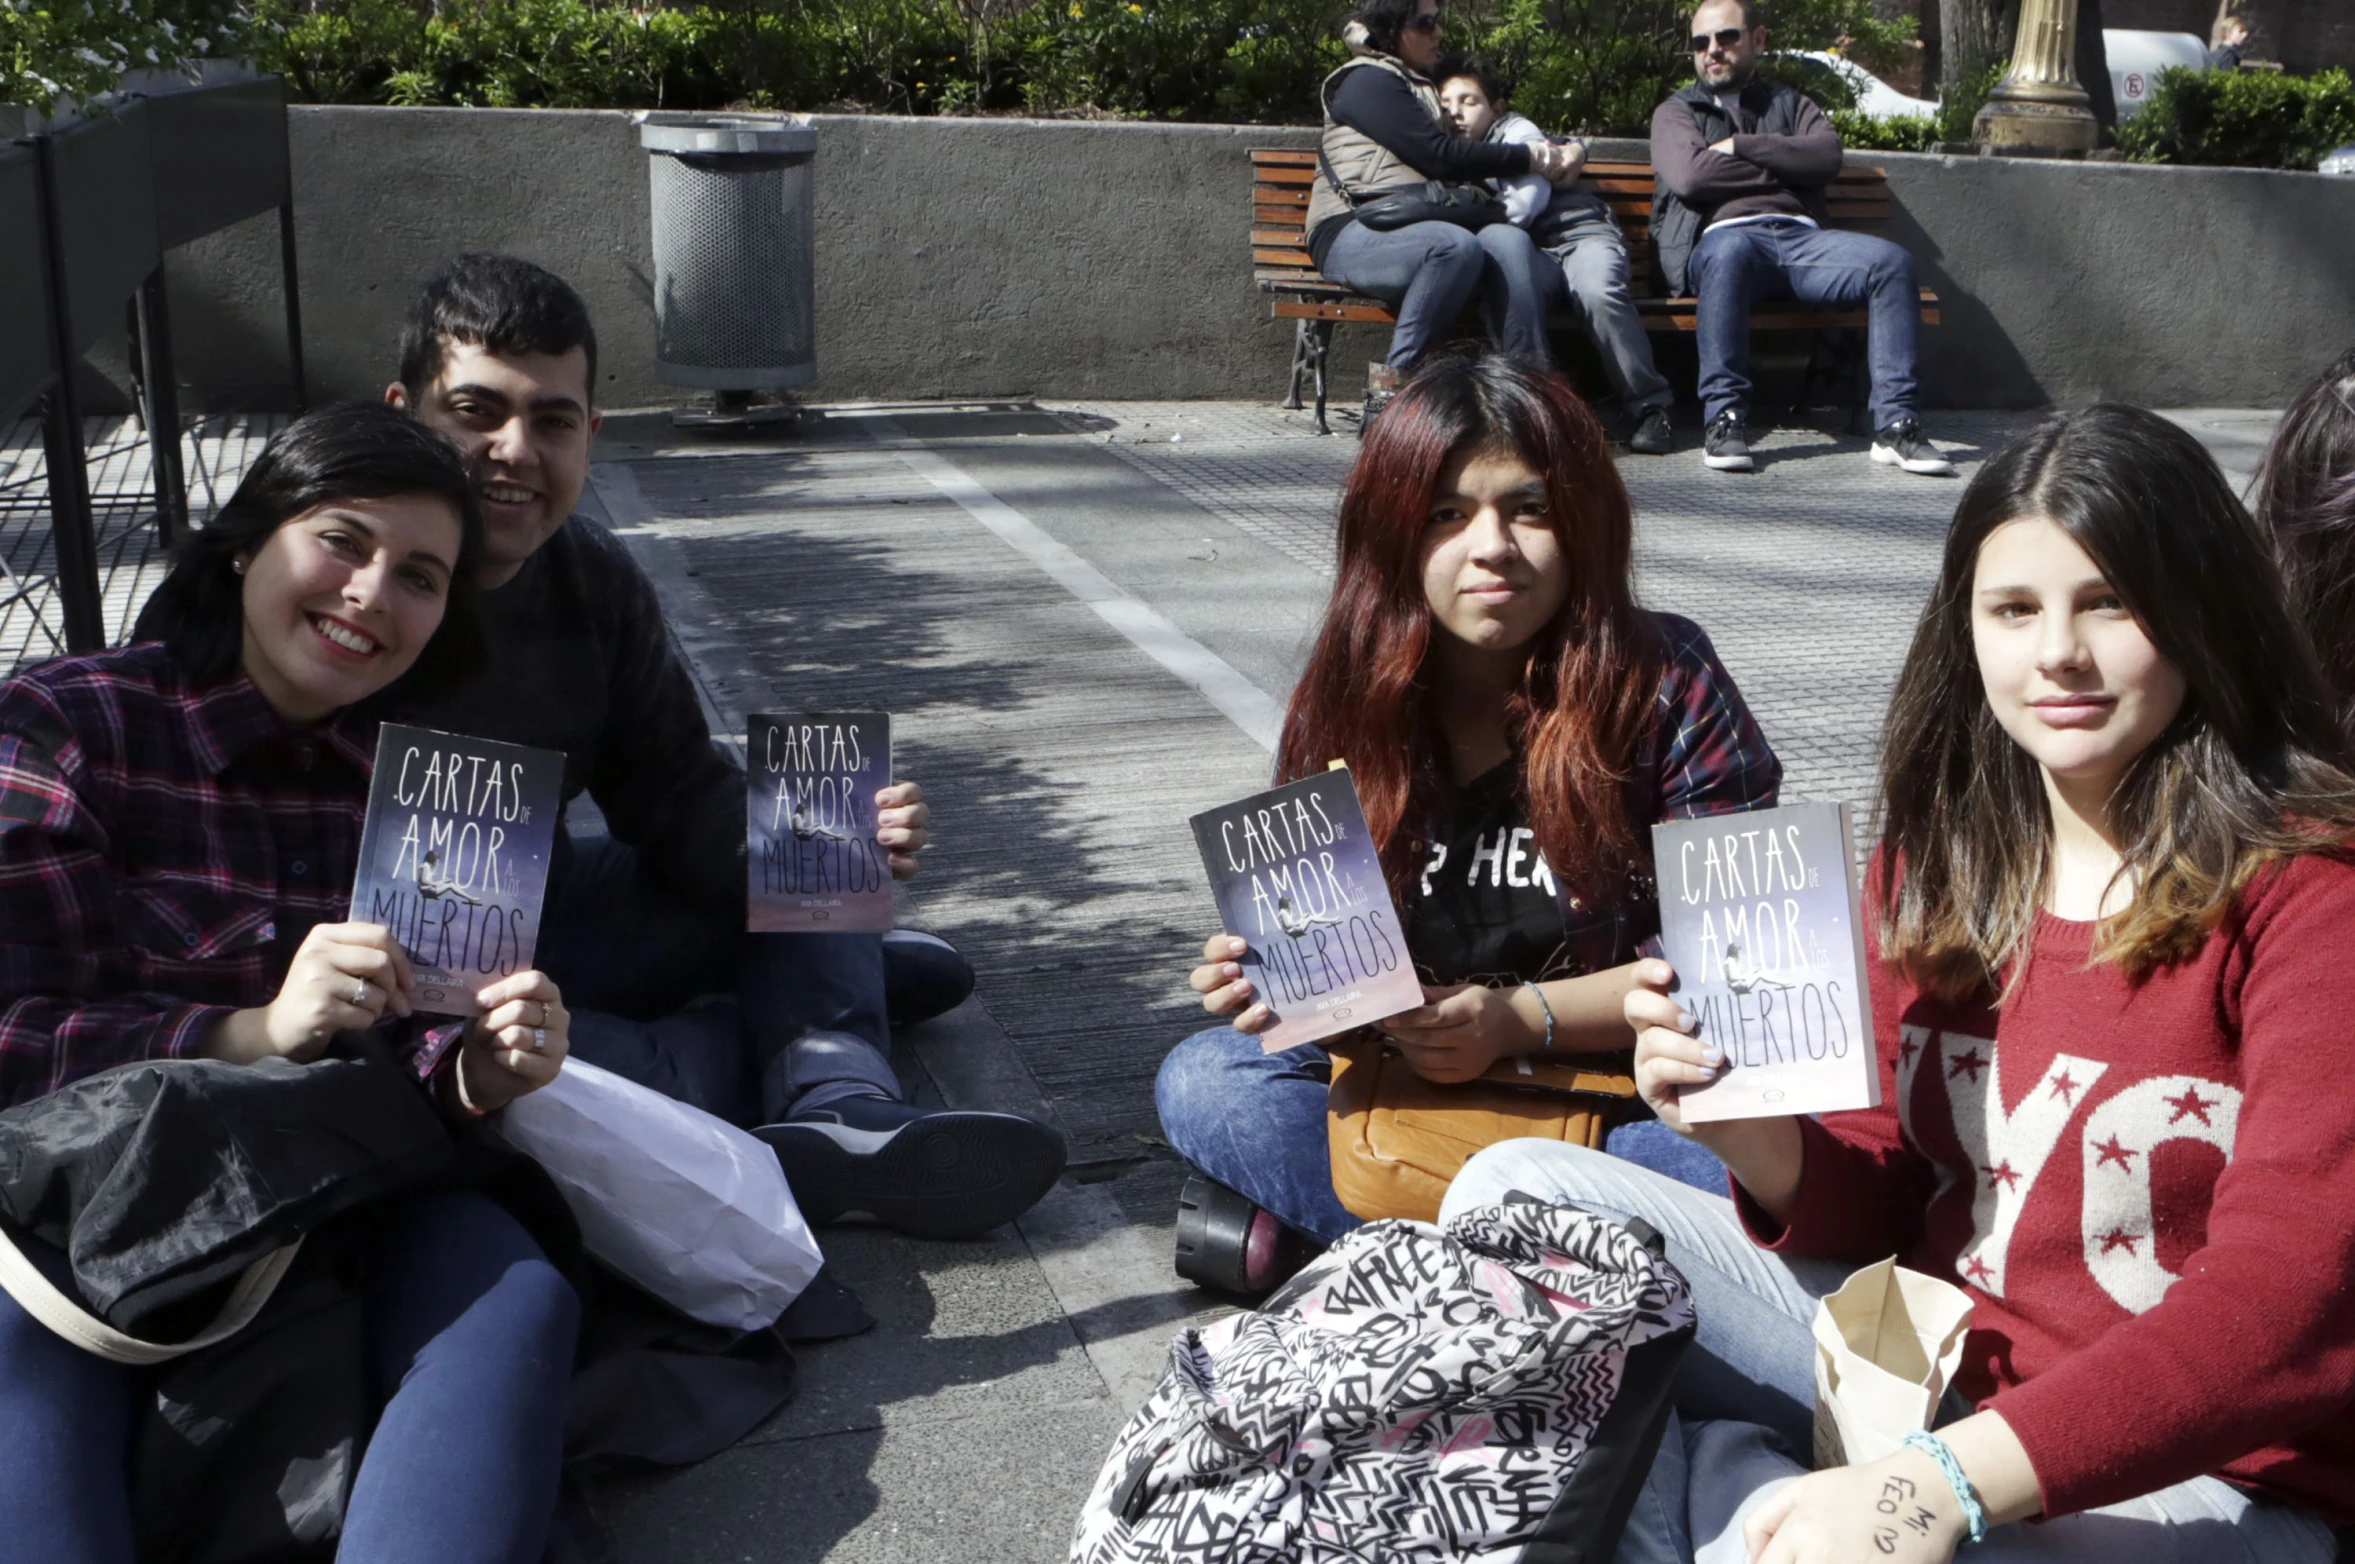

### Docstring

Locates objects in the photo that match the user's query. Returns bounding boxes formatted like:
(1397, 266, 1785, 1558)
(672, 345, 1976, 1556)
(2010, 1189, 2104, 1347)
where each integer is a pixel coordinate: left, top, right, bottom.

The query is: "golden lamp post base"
(1972, 0, 2102, 158)
(1973, 92, 2102, 157)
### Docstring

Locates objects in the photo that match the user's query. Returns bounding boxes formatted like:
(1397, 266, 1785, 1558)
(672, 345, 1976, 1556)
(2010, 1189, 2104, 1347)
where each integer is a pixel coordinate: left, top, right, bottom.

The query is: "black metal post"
(134, 265, 188, 545)
(278, 200, 307, 410)
(28, 135, 105, 654)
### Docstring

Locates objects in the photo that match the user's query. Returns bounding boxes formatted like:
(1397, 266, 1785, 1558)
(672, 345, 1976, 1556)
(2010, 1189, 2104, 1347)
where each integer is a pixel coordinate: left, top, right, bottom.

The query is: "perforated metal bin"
(639, 114, 817, 392)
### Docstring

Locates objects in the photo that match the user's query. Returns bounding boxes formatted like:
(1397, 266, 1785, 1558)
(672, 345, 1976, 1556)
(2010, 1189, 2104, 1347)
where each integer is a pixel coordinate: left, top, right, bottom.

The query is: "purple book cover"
(1650, 802, 1880, 1123)
(350, 724, 563, 1017)
(748, 713, 893, 933)
(1188, 769, 1424, 1053)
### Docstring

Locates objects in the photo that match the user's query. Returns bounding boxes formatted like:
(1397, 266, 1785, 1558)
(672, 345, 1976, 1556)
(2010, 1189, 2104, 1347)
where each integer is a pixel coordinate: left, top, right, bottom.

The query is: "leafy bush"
(1829, 56, 2001, 151)
(1830, 109, 1937, 151)
(4, 0, 246, 113)
(243, 0, 1924, 130)
(2118, 65, 2355, 171)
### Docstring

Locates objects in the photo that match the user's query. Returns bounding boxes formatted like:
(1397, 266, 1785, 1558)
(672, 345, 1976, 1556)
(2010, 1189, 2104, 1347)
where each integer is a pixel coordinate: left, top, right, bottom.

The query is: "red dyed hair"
(1277, 352, 1663, 907)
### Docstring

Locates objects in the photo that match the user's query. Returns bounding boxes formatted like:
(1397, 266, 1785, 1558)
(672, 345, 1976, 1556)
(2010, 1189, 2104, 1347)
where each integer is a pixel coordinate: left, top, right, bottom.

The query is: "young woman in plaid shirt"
(1157, 352, 1782, 1287)
(0, 404, 579, 1564)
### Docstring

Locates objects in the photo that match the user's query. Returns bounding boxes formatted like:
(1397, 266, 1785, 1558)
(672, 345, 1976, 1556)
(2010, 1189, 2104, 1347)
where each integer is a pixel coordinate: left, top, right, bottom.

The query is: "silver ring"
(536, 999, 551, 1028)
(530, 1027, 548, 1054)
(351, 979, 369, 1006)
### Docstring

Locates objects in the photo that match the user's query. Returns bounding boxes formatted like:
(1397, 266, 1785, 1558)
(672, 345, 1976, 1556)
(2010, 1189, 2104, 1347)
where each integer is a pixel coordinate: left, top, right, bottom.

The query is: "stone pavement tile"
(741, 1225, 1109, 1446)
(600, 1398, 1122, 1564)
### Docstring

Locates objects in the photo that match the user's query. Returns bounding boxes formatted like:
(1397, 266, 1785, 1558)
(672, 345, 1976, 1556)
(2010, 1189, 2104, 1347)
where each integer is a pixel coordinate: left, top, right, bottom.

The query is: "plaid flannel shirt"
(0, 643, 427, 1108)
(1551, 611, 1784, 976)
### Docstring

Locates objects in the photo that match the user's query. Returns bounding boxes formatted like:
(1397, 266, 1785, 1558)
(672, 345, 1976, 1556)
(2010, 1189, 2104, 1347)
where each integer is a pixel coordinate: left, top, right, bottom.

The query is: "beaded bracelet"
(1902, 1429, 1989, 1545)
(1520, 980, 1556, 1051)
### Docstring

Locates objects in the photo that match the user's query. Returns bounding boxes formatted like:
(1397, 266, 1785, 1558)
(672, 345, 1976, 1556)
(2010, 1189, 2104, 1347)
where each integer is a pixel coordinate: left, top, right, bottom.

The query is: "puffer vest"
(1305, 52, 1448, 237)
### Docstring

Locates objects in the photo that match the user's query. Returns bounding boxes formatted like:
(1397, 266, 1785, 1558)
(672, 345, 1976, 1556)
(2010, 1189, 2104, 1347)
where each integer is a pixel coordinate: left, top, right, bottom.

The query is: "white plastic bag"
(495, 1058, 822, 1332)
(1811, 1257, 1975, 1468)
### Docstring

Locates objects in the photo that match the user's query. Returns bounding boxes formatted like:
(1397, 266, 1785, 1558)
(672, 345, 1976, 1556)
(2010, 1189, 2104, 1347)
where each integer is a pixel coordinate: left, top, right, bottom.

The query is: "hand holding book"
(1625, 958, 1807, 1216)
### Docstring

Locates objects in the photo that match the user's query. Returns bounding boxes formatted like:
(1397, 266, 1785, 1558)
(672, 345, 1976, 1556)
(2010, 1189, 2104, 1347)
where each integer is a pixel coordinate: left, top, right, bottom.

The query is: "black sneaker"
(1870, 416, 1956, 476)
(756, 1096, 1067, 1240)
(1702, 411, 1753, 472)
(1628, 406, 1674, 456)
(1359, 388, 1396, 437)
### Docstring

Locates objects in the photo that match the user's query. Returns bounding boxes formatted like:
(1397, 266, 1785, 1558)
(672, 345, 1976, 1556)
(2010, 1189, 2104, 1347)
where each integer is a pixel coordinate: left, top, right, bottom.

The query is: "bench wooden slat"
(1252, 185, 1310, 206)
(1254, 163, 1319, 186)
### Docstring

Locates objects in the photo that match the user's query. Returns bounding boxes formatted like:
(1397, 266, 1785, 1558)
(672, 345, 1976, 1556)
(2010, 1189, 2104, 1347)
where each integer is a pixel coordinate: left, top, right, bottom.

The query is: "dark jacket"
(405, 516, 747, 916)
(1647, 80, 1840, 295)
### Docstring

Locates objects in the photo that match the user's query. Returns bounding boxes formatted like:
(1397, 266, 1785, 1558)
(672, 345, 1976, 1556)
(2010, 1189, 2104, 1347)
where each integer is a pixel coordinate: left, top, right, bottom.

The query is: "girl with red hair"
(1156, 351, 1781, 1280)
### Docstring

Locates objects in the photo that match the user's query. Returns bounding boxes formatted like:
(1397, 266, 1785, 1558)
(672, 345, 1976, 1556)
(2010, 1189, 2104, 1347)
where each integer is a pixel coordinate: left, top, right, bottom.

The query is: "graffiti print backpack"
(1072, 1200, 1694, 1564)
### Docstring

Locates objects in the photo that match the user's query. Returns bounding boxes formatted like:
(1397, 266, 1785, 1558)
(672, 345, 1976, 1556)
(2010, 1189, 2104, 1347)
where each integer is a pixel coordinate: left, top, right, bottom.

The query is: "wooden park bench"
(1249, 148, 1941, 433)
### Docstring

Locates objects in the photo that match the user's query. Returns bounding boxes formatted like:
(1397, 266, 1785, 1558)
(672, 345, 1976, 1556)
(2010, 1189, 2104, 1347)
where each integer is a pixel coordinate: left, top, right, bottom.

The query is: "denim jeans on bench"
(1687, 217, 1922, 431)
(539, 833, 897, 1124)
(1321, 218, 1558, 370)
(1441, 1141, 2340, 1564)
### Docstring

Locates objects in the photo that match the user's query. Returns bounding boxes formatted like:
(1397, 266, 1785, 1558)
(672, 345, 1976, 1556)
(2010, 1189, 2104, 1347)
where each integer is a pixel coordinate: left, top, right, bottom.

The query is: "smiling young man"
(383, 254, 1065, 1241)
(1651, 0, 1954, 477)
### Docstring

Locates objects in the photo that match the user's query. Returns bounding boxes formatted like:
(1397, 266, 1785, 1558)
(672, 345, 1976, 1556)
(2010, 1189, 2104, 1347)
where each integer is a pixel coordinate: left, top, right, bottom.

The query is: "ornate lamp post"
(1973, 0, 2101, 156)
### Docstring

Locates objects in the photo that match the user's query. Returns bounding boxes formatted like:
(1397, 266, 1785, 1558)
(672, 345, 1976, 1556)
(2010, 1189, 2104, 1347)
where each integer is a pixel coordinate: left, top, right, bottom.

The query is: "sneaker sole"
(1703, 453, 1754, 472)
(1870, 445, 1955, 477)
(758, 1112, 1067, 1241)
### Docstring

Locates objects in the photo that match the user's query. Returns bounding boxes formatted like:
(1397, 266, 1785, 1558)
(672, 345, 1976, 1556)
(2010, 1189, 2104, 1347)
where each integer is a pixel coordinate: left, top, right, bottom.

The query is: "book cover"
(350, 724, 564, 1017)
(1188, 769, 1425, 1053)
(748, 713, 894, 933)
(1651, 802, 1879, 1122)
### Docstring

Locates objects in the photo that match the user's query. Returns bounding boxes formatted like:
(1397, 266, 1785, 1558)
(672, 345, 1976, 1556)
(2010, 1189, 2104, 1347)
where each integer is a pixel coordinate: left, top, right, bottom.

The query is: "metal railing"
(2, 76, 304, 663)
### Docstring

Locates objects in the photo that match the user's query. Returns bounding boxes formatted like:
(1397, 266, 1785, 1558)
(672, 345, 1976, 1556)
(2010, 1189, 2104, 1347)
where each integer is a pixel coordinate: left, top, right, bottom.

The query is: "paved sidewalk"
(582, 399, 2273, 1562)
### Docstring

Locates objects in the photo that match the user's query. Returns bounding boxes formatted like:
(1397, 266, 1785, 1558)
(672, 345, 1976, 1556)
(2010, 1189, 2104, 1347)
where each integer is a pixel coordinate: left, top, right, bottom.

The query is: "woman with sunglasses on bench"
(1307, 0, 1587, 427)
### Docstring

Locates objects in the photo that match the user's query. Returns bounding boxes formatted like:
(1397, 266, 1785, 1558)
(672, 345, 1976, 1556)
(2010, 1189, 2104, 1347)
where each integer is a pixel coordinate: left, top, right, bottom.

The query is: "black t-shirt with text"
(1405, 762, 1576, 989)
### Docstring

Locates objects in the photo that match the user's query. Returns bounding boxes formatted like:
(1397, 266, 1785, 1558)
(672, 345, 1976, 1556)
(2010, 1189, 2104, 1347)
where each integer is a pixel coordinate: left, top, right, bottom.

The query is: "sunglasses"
(1690, 25, 1746, 50)
(1405, 11, 1445, 33)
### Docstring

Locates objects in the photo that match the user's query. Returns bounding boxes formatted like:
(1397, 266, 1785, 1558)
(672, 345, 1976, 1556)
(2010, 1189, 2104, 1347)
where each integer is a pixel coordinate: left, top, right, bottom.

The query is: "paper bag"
(1811, 1258, 1974, 1468)
(495, 1058, 824, 1332)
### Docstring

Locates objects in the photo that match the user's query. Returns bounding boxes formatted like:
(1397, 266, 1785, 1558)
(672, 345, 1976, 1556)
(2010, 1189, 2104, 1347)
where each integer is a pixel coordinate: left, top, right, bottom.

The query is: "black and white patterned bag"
(1073, 1201, 1695, 1564)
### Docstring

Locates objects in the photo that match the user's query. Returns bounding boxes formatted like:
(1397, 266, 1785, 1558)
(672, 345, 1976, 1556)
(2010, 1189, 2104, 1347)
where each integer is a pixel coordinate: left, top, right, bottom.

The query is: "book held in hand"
(1650, 802, 1879, 1123)
(1189, 769, 1425, 1053)
(351, 724, 564, 1017)
(749, 713, 894, 933)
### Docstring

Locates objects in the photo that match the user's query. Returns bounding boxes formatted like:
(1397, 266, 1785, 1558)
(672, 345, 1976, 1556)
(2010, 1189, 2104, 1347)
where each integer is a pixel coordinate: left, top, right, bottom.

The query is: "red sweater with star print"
(1737, 850, 2355, 1524)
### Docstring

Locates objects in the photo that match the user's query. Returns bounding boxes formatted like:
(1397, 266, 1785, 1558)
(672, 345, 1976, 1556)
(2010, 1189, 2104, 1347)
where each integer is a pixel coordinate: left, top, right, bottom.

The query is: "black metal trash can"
(640, 113, 817, 396)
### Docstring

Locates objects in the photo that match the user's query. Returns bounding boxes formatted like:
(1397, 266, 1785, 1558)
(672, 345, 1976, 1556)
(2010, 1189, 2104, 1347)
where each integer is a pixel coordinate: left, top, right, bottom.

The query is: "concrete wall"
(163, 105, 2355, 414)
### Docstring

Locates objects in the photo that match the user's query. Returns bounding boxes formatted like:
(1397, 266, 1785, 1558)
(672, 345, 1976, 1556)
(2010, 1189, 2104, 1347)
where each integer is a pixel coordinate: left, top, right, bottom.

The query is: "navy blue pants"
(0, 1190, 579, 1564)
(1688, 217, 1923, 430)
(1156, 1026, 1730, 1245)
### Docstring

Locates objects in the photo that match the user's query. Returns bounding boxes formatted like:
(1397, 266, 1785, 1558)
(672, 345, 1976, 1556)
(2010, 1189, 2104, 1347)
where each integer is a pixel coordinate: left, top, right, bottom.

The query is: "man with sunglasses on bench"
(1651, 0, 1953, 477)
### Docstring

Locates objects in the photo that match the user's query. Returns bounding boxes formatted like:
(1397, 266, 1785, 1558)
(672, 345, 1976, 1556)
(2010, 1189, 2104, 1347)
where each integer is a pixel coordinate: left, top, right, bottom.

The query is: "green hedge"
(2118, 65, 2355, 171)
(4, 0, 245, 112)
(244, 0, 1914, 131)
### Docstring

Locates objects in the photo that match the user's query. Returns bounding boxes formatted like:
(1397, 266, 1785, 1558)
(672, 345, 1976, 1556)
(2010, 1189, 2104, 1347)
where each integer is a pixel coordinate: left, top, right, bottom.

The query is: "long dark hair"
(2253, 347, 2355, 733)
(1876, 403, 2355, 999)
(1348, 0, 1424, 59)
(1277, 351, 1664, 908)
(135, 403, 488, 701)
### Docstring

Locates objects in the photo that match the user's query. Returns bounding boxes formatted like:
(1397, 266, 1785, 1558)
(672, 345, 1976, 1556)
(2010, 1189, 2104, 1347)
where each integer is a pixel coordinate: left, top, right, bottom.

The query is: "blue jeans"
(1321, 218, 1558, 369)
(1687, 218, 1921, 431)
(1545, 210, 1674, 414)
(541, 834, 897, 1122)
(0, 1190, 579, 1564)
(1441, 1141, 2338, 1564)
(1154, 1028, 1728, 1247)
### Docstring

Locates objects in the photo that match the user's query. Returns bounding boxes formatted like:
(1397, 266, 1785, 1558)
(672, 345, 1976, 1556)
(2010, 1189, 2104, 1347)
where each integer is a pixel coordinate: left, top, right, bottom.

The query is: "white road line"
(857, 414, 1286, 753)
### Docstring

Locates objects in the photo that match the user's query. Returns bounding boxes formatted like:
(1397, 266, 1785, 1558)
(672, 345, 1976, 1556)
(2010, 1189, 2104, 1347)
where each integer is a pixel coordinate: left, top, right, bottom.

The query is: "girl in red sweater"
(1445, 404, 2355, 1563)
